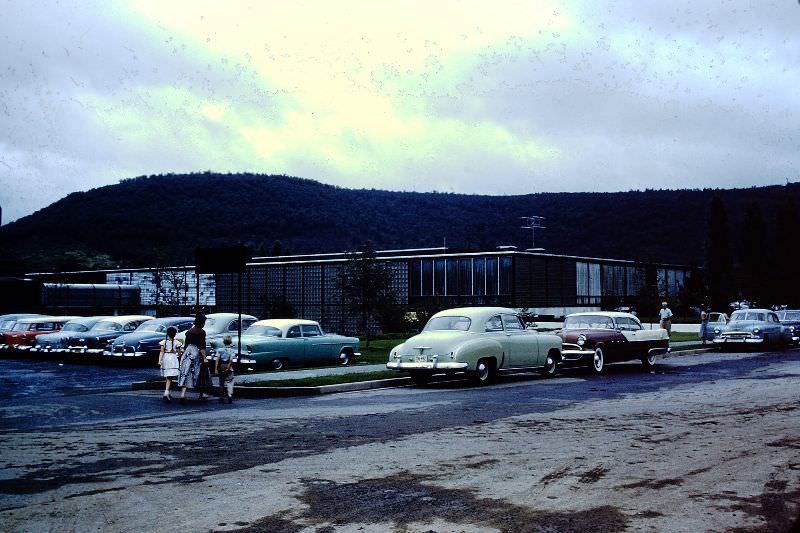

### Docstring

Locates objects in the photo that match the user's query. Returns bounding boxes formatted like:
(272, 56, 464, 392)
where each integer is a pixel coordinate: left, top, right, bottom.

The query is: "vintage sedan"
(67, 315, 154, 354)
(557, 312, 669, 373)
(34, 316, 111, 353)
(104, 316, 195, 362)
(387, 307, 563, 385)
(176, 312, 257, 347)
(712, 308, 793, 349)
(0, 314, 47, 334)
(1, 316, 79, 352)
(209, 319, 360, 369)
(775, 309, 800, 346)
(700, 311, 729, 341)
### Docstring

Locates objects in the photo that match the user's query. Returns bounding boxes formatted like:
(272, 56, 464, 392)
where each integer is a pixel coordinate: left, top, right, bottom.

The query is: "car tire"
(641, 351, 657, 369)
(540, 351, 557, 377)
(410, 372, 431, 386)
(589, 347, 605, 374)
(338, 350, 351, 366)
(271, 358, 284, 371)
(471, 358, 496, 386)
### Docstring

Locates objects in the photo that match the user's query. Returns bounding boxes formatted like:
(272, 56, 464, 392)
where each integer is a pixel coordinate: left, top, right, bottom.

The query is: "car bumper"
(67, 346, 105, 354)
(104, 349, 150, 357)
(713, 337, 764, 344)
(386, 361, 469, 371)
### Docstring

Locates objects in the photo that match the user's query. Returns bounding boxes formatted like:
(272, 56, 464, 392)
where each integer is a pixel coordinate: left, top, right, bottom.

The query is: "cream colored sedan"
(387, 306, 563, 385)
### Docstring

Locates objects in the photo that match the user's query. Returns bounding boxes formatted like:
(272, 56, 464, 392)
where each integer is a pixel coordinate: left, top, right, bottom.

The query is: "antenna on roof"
(520, 216, 546, 251)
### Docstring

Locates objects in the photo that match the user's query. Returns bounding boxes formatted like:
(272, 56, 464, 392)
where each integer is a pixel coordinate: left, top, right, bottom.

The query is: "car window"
(485, 315, 504, 333)
(123, 322, 138, 331)
(243, 318, 256, 329)
(615, 317, 629, 331)
(287, 326, 301, 338)
(423, 316, 471, 331)
(36, 322, 56, 331)
(769, 313, 778, 323)
(501, 314, 524, 331)
(177, 321, 193, 331)
(301, 324, 322, 337)
(563, 315, 615, 330)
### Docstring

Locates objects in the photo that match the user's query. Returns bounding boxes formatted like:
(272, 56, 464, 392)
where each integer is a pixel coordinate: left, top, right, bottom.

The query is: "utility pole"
(520, 216, 546, 250)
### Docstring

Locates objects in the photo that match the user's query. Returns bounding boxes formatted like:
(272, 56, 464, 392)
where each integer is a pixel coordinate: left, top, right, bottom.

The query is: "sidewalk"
(235, 363, 389, 383)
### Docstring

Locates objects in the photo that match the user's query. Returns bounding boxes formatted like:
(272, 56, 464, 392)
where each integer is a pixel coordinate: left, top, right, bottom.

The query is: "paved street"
(1, 349, 799, 532)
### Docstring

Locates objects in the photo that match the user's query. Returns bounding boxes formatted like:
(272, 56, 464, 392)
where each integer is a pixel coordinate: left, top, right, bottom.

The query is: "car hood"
(718, 320, 765, 331)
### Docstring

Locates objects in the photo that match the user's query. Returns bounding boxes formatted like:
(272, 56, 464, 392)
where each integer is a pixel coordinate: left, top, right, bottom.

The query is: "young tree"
(338, 241, 397, 347)
(704, 196, 734, 310)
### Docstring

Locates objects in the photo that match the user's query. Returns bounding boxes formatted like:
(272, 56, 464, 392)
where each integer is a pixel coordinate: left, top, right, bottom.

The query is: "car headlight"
(714, 328, 721, 334)
(577, 334, 586, 347)
(753, 327, 760, 334)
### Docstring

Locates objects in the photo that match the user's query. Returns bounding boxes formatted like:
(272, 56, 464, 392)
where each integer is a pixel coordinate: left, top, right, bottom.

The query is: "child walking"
(158, 326, 182, 402)
(215, 335, 237, 404)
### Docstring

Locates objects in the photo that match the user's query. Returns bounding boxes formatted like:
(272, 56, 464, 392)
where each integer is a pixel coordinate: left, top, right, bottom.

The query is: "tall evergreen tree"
(774, 197, 800, 306)
(704, 196, 734, 310)
(739, 202, 767, 305)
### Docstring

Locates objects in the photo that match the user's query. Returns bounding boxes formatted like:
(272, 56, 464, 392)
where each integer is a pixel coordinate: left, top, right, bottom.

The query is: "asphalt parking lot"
(1, 348, 799, 532)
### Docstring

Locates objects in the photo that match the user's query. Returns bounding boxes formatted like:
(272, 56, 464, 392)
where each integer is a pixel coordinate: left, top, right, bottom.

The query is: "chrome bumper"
(713, 337, 763, 344)
(561, 348, 595, 361)
(386, 361, 469, 371)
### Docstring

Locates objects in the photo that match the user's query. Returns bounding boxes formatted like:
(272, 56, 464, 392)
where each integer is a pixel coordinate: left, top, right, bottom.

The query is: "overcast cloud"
(1, 0, 798, 223)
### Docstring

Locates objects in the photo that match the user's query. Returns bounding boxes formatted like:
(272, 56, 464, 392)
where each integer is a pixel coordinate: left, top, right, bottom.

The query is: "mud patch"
(540, 466, 572, 485)
(578, 466, 609, 484)
(715, 477, 800, 532)
(288, 472, 627, 532)
(766, 438, 800, 450)
(620, 477, 684, 490)
(211, 512, 301, 533)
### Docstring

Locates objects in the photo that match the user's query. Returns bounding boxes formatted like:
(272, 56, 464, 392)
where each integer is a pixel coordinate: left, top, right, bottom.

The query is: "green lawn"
(670, 331, 701, 342)
(356, 336, 406, 364)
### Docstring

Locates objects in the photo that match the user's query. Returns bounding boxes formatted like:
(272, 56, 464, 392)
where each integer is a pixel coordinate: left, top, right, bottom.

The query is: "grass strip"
(239, 370, 408, 388)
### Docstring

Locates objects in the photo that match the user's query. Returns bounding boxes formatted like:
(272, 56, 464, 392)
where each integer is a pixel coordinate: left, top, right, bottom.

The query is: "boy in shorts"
(215, 335, 237, 404)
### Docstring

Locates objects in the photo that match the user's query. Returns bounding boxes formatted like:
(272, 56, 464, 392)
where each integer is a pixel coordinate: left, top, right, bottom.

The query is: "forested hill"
(1, 172, 798, 273)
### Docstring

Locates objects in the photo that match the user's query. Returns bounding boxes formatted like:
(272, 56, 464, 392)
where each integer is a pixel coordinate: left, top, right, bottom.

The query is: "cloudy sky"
(1, 0, 798, 223)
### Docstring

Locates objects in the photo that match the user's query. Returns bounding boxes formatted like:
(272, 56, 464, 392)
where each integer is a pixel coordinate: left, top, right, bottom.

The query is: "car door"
(301, 324, 331, 364)
(281, 325, 306, 364)
(766, 312, 783, 346)
(501, 313, 539, 367)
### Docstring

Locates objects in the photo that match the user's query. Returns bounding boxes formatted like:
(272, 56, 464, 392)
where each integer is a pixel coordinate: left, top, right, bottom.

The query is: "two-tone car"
(712, 308, 793, 349)
(67, 315, 154, 355)
(104, 316, 195, 362)
(775, 309, 800, 346)
(209, 319, 360, 369)
(34, 316, 111, 353)
(387, 307, 563, 385)
(557, 312, 669, 373)
(1, 316, 80, 352)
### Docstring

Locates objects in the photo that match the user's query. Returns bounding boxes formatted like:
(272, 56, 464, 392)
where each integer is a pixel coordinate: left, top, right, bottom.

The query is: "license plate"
(414, 355, 428, 363)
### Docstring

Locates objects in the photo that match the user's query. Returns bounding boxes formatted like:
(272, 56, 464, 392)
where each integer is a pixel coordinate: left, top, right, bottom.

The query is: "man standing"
(659, 301, 673, 337)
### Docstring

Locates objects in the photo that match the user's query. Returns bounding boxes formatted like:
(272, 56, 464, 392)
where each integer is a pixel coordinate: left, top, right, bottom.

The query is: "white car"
(387, 306, 563, 385)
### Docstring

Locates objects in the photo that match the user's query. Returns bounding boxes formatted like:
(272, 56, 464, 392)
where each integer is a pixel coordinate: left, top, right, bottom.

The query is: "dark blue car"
(104, 316, 194, 362)
(776, 309, 800, 346)
(34, 316, 111, 353)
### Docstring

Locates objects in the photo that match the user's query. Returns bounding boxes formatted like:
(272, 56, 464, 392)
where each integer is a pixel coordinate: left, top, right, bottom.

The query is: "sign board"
(195, 246, 250, 274)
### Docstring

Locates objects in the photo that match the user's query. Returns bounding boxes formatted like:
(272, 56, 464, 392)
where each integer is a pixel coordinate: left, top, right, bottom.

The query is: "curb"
(131, 376, 413, 398)
(664, 347, 717, 358)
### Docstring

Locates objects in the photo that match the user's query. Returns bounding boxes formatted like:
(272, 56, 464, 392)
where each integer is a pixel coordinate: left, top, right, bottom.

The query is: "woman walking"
(178, 313, 208, 404)
(158, 326, 182, 402)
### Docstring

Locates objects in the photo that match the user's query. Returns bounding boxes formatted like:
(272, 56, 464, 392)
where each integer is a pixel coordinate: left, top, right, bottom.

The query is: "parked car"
(176, 312, 257, 350)
(34, 316, 111, 353)
(67, 315, 154, 354)
(209, 318, 359, 369)
(557, 312, 669, 373)
(0, 313, 47, 334)
(712, 308, 793, 349)
(775, 310, 800, 346)
(387, 307, 563, 385)
(1, 316, 80, 352)
(700, 311, 729, 341)
(104, 316, 195, 362)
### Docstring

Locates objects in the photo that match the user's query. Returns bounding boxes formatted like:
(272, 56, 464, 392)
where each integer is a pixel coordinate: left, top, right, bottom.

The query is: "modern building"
(26, 247, 691, 333)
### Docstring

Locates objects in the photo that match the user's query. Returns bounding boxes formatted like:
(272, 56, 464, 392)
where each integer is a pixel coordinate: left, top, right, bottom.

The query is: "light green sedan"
(210, 319, 360, 370)
(387, 306, 562, 385)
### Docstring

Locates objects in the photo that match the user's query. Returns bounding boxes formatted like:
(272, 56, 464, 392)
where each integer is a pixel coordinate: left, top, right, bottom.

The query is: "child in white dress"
(158, 326, 183, 402)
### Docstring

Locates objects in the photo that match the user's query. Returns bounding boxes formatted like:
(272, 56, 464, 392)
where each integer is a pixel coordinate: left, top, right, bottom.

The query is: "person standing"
(178, 313, 208, 404)
(699, 310, 709, 345)
(659, 301, 674, 337)
(215, 335, 237, 404)
(158, 326, 182, 402)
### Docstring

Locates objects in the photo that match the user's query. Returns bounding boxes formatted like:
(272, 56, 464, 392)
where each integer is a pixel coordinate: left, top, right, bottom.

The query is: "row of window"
(409, 257, 513, 297)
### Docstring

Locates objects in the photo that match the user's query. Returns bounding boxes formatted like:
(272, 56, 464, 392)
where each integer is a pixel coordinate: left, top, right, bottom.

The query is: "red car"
(557, 312, 669, 373)
(1, 316, 79, 352)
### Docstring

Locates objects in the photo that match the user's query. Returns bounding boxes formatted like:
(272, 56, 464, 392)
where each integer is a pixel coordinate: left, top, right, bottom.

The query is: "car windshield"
(62, 323, 89, 332)
(245, 325, 282, 337)
(12, 323, 32, 331)
(0, 320, 15, 330)
(137, 322, 165, 332)
(93, 321, 123, 332)
(730, 311, 765, 322)
(563, 315, 615, 330)
(423, 316, 471, 332)
(780, 311, 800, 321)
